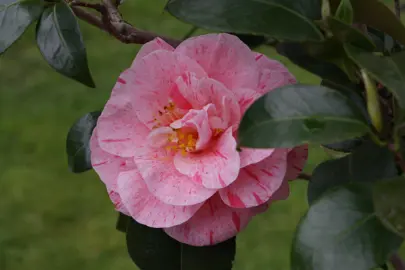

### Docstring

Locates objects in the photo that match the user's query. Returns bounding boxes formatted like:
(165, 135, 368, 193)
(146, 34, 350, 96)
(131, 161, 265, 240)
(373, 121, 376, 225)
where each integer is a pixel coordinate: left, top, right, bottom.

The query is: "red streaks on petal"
(193, 174, 202, 185)
(253, 192, 264, 204)
(117, 77, 127, 84)
(218, 174, 226, 187)
(245, 168, 259, 181)
(227, 192, 245, 208)
(101, 138, 131, 143)
(255, 54, 264, 61)
(293, 165, 302, 171)
(92, 161, 108, 167)
(209, 230, 214, 245)
(261, 169, 273, 177)
(214, 150, 228, 160)
(232, 212, 241, 232)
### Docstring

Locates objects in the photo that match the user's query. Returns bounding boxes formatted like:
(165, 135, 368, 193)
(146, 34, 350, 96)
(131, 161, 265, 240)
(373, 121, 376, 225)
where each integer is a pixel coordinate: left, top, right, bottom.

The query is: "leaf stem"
(298, 173, 312, 181)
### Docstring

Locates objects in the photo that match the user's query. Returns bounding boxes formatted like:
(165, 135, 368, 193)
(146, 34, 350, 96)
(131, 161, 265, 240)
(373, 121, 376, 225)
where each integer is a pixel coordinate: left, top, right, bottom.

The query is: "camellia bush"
(2, 0, 405, 269)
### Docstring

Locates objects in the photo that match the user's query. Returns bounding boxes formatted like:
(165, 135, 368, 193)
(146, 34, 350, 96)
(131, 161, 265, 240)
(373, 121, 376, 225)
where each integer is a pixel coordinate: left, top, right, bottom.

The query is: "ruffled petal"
(174, 128, 240, 189)
(117, 170, 202, 228)
(219, 150, 287, 208)
(239, 148, 275, 168)
(285, 145, 309, 181)
(175, 33, 259, 91)
(164, 194, 256, 246)
(130, 38, 174, 68)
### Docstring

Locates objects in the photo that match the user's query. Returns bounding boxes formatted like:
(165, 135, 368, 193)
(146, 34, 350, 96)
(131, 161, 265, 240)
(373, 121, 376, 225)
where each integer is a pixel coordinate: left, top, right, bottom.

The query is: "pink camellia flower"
(90, 33, 308, 246)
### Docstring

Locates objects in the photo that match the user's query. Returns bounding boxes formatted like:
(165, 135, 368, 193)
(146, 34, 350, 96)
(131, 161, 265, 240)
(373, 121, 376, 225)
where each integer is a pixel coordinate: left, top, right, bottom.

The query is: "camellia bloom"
(90, 33, 308, 246)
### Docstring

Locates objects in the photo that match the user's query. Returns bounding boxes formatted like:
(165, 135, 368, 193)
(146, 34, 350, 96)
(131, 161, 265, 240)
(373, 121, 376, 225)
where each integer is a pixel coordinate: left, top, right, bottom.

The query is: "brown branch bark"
(391, 253, 405, 270)
(69, 0, 181, 47)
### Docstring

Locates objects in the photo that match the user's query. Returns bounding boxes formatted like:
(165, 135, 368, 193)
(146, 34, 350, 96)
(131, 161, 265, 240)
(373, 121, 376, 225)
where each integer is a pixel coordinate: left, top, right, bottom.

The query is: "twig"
(395, 0, 401, 18)
(298, 173, 311, 181)
(391, 253, 405, 270)
(69, 0, 182, 47)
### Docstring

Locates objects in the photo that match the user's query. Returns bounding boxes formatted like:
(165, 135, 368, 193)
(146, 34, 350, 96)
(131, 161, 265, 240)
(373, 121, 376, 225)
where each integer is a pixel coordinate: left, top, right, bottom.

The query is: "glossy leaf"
(344, 44, 405, 109)
(166, 0, 324, 42)
(0, 0, 43, 54)
(238, 84, 370, 149)
(330, 0, 405, 46)
(373, 177, 405, 238)
(126, 219, 236, 270)
(335, 0, 353, 24)
(327, 17, 375, 51)
(292, 184, 403, 270)
(66, 111, 100, 173)
(36, 2, 95, 88)
(322, 137, 363, 153)
(308, 141, 397, 204)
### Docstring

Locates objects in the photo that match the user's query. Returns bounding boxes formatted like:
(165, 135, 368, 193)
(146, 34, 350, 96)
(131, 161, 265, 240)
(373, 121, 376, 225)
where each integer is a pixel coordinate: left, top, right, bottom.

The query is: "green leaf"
(373, 177, 405, 238)
(0, 0, 43, 54)
(344, 44, 405, 110)
(327, 17, 375, 51)
(292, 184, 403, 270)
(308, 141, 397, 204)
(116, 213, 130, 233)
(66, 111, 100, 173)
(233, 33, 266, 49)
(166, 0, 324, 42)
(126, 219, 236, 270)
(238, 84, 370, 149)
(36, 2, 95, 88)
(330, 0, 405, 46)
(335, 0, 353, 24)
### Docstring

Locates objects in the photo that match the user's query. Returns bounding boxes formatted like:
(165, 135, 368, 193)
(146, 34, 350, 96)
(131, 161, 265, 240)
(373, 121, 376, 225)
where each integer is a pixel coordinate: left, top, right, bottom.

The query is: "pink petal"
(130, 50, 207, 129)
(130, 38, 174, 68)
(117, 170, 202, 228)
(174, 128, 240, 189)
(175, 33, 259, 91)
(254, 52, 296, 95)
(164, 194, 256, 246)
(176, 76, 241, 130)
(270, 179, 290, 201)
(285, 145, 309, 181)
(90, 128, 136, 187)
(232, 87, 261, 115)
(107, 186, 131, 216)
(147, 127, 175, 148)
(239, 148, 275, 168)
(219, 149, 287, 208)
(134, 147, 216, 206)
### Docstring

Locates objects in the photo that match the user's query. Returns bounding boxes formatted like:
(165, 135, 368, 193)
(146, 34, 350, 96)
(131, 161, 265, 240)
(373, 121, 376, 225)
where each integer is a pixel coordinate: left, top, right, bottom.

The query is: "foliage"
(2, 0, 405, 269)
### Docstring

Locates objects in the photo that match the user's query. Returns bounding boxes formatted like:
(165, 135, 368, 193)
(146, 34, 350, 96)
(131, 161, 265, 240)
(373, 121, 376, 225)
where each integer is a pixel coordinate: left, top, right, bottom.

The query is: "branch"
(298, 172, 311, 181)
(69, 0, 182, 47)
(391, 253, 405, 270)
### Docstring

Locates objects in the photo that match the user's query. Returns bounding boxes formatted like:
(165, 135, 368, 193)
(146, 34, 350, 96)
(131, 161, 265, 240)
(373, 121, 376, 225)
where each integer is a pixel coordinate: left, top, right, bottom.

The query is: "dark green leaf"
(116, 213, 130, 233)
(327, 17, 375, 51)
(322, 137, 363, 153)
(0, 0, 43, 54)
(238, 84, 370, 148)
(233, 33, 266, 49)
(166, 0, 324, 42)
(335, 0, 353, 24)
(36, 2, 95, 88)
(330, 0, 405, 46)
(292, 184, 403, 270)
(344, 44, 405, 109)
(367, 27, 395, 53)
(276, 42, 352, 84)
(373, 177, 405, 238)
(308, 141, 397, 204)
(66, 111, 100, 173)
(126, 219, 236, 270)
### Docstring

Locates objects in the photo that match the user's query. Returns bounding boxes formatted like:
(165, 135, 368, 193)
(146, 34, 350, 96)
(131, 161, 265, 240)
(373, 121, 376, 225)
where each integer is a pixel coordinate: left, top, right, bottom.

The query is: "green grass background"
(0, 0, 403, 269)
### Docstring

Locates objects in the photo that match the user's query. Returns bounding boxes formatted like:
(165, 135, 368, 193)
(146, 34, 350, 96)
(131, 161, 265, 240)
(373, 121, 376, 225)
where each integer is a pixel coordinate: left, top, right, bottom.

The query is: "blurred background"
(0, 0, 403, 269)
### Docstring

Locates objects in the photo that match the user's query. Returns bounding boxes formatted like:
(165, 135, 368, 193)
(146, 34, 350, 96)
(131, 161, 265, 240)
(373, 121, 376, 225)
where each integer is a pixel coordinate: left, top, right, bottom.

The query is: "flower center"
(165, 129, 198, 156)
(152, 101, 183, 129)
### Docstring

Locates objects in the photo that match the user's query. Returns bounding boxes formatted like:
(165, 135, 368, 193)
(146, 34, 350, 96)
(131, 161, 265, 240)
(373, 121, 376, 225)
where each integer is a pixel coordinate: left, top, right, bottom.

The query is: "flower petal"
(174, 128, 240, 189)
(117, 169, 202, 228)
(239, 148, 275, 168)
(130, 38, 174, 68)
(164, 194, 255, 246)
(107, 186, 131, 216)
(134, 147, 216, 206)
(285, 145, 309, 181)
(130, 50, 207, 129)
(219, 149, 287, 208)
(90, 128, 136, 187)
(254, 53, 296, 95)
(175, 33, 259, 91)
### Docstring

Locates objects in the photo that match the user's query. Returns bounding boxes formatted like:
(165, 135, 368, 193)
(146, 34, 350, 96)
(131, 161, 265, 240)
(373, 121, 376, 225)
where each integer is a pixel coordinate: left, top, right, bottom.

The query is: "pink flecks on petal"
(174, 128, 240, 189)
(107, 186, 130, 216)
(254, 52, 296, 95)
(134, 147, 216, 206)
(164, 194, 255, 246)
(219, 149, 288, 208)
(130, 50, 207, 129)
(285, 145, 308, 181)
(117, 170, 202, 228)
(130, 38, 174, 68)
(90, 128, 136, 188)
(175, 33, 260, 91)
(239, 147, 275, 168)
(232, 87, 261, 115)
